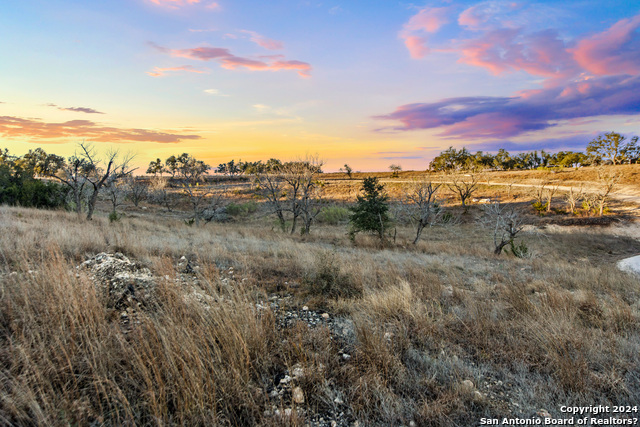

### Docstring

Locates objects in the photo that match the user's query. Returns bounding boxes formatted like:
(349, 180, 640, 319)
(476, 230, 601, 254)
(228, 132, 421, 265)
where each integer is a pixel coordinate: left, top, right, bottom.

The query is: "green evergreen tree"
(349, 177, 391, 242)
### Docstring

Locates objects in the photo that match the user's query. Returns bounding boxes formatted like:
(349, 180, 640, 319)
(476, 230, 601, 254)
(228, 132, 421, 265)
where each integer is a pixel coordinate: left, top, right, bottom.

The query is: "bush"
(0, 164, 66, 209)
(317, 206, 351, 225)
(531, 201, 548, 214)
(508, 240, 530, 258)
(226, 201, 258, 217)
(108, 211, 121, 223)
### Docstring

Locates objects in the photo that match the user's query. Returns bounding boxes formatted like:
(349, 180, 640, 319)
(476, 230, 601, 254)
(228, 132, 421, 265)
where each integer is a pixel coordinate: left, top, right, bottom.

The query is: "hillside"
(0, 195, 639, 425)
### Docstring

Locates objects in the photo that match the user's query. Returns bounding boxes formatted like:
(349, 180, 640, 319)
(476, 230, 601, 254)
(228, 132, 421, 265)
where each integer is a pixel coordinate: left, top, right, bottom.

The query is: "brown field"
(1, 167, 639, 426)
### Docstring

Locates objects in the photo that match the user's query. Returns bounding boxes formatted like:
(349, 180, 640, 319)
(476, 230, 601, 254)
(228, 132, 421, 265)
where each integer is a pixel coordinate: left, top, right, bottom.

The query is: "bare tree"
(150, 175, 178, 212)
(545, 182, 560, 213)
(482, 201, 525, 255)
(48, 156, 92, 214)
(564, 186, 583, 215)
(104, 177, 127, 217)
(404, 180, 443, 244)
(448, 173, 480, 212)
(172, 154, 211, 226)
(594, 167, 620, 216)
(79, 143, 135, 220)
(389, 164, 402, 178)
(255, 157, 324, 234)
(256, 170, 288, 231)
(124, 176, 148, 207)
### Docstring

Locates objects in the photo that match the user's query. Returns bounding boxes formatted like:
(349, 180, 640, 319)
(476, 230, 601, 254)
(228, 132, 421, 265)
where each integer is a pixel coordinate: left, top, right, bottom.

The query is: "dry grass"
(1, 204, 639, 425)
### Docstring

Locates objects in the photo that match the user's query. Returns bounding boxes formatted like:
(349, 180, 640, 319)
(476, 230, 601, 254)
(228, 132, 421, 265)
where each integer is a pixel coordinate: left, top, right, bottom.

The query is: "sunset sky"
(1, 0, 640, 171)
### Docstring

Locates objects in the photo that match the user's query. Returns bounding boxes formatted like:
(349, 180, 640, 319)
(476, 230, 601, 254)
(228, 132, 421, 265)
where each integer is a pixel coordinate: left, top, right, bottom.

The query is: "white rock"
(292, 386, 304, 404)
(322, 313, 330, 319)
(302, 305, 309, 311)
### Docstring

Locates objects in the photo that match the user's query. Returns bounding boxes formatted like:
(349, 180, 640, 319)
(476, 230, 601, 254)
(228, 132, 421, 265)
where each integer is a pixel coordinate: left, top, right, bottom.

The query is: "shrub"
(108, 211, 121, 223)
(531, 200, 548, 214)
(508, 240, 530, 258)
(226, 201, 258, 217)
(317, 206, 351, 225)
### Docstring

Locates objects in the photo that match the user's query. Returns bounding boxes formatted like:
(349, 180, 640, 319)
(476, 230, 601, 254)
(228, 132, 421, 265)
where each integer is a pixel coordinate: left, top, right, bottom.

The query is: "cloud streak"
(240, 30, 284, 50)
(47, 104, 105, 114)
(146, 65, 208, 77)
(150, 43, 312, 77)
(0, 116, 202, 143)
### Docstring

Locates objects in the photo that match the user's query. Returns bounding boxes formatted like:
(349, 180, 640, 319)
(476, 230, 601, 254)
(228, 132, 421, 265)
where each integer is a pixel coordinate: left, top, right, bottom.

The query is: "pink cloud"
(404, 36, 430, 59)
(150, 43, 312, 77)
(0, 116, 202, 143)
(240, 30, 284, 50)
(572, 14, 640, 76)
(458, 28, 577, 79)
(399, 6, 450, 58)
(458, 5, 485, 30)
(146, 65, 208, 77)
(270, 60, 312, 78)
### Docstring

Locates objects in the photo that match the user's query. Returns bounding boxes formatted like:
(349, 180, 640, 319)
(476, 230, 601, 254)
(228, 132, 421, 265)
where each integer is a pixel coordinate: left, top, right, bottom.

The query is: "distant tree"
(339, 164, 353, 179)
(587, 132, 639, 165)
(429, 147, 471, 172)
(389, 164, 402, 178)
(147, 158, 164, 175)
(170, 153, 212, 225)
(216, 159, 242, 176)
(493, 148, 513, 170)
(349, 177, 391, 243)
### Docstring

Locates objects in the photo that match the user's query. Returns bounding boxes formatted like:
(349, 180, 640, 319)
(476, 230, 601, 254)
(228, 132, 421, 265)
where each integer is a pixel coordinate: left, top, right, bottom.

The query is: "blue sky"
(1, 0, 639, 170)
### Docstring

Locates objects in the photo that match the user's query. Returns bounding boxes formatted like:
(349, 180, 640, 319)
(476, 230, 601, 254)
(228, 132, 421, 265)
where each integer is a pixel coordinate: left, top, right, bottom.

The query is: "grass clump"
(303, 251, 362, 298)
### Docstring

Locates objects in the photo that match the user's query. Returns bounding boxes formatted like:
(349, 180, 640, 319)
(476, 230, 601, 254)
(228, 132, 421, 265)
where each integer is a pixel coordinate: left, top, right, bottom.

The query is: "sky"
(1, 0, 640, 172)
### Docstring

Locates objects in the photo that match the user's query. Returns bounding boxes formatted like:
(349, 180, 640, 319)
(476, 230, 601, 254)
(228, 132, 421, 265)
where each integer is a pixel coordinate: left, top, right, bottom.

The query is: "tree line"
(429, 132, 639, 172)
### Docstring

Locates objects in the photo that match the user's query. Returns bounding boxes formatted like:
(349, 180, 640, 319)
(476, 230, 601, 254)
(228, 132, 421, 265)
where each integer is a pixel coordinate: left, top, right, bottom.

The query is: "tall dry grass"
(1, 205, 639, 425)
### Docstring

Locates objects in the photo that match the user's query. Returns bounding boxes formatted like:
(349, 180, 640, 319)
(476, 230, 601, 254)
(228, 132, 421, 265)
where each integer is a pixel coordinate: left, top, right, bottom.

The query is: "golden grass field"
(1, 165, 639, 426)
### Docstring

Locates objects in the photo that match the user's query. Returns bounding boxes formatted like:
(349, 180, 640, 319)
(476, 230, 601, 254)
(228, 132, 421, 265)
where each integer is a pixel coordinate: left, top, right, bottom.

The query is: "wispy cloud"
(203, 88, 229, 96)
(0, 116, 202, 143)
(150, 42, 312, 77)
(240, 30, 284, 50)
(46, 104, 105, 114)
(149, 0, 201, 7)
(146, 65, 208, 77)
